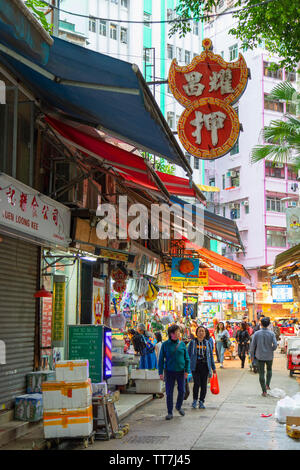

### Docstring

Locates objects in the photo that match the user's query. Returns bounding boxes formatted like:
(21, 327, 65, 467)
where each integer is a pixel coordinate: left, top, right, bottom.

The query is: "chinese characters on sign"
(0, 174, 71, 246)
(168, 38, 249, 160)
(51, 277, 66, 345)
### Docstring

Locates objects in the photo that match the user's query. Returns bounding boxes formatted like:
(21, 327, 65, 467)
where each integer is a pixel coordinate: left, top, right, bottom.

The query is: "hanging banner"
(93, 278, 105, 325)
(168, 38, 249, 160)
(183, 294, 198, 319)
(286, 207, 300, 245)
(171, 257, 200, 280)
(51, 276, 66, 346)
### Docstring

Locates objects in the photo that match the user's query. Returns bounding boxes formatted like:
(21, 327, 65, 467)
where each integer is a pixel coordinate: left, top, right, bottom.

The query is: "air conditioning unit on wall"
(288, 201, 297, 208)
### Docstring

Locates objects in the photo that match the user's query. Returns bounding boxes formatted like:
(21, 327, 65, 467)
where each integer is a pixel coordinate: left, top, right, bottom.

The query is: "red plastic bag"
(210, 373, 220, 395)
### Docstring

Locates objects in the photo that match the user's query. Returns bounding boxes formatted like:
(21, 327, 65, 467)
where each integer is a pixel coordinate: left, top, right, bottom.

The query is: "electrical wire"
(44, 0, 277, 24)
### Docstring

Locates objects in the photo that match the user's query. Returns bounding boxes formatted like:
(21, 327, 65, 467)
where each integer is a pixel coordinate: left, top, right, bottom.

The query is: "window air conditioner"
(288, 201, 297, 208)
(275, 163, 284, 168)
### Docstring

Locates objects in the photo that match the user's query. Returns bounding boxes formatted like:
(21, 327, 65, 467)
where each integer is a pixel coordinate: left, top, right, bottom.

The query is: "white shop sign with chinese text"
(0, 173, 71, 247)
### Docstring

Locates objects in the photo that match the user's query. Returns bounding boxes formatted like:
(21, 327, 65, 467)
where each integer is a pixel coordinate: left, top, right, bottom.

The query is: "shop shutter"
(0, 235, 39, 410)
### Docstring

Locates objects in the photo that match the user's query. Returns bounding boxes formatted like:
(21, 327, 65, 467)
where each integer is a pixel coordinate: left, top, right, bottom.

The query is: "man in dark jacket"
(158, 324, 190, 420)
(250, 317, 277, 396)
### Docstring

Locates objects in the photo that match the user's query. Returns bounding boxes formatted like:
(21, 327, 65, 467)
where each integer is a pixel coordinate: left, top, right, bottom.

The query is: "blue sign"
(171, 257, 200, 280)
(272, 284, 294, 303)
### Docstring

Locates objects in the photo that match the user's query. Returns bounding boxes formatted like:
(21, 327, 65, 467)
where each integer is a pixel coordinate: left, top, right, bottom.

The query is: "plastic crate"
(135, 379, 164, 394)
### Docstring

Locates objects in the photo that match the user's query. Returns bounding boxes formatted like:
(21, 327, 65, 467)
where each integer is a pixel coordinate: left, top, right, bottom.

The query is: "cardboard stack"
(42, 360, 93, 439)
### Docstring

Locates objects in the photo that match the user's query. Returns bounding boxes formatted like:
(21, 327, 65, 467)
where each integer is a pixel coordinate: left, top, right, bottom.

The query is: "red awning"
(45, 116, 203, 199)
(204, 269, 248, 291)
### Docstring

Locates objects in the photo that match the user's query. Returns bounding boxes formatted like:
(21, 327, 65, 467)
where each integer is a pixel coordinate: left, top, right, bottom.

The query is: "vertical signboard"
(92, 278, 105, 325)
(52, 275, 66, 347)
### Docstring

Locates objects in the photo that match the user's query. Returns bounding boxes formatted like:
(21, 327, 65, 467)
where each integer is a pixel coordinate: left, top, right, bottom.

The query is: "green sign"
(68, 325, 103, 383)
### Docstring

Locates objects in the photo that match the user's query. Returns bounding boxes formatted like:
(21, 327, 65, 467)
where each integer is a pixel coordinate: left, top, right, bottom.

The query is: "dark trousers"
(192, 362, 209, 402)
(165, 371, 185, 415)
(257, 360, 273, 393)
(238, 344, 249, 368)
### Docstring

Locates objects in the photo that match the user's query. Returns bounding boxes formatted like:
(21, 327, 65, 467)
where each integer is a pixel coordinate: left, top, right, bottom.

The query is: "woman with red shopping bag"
(188, 326, 217, 409)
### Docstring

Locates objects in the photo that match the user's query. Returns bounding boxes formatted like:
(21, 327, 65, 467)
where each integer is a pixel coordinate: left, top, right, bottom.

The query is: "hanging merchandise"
(113, 281, 127, 293)
(109, 314, 126, 330)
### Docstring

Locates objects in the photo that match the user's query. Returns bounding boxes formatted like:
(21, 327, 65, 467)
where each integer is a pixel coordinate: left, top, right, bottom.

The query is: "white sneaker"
(220, 364, 224, 368)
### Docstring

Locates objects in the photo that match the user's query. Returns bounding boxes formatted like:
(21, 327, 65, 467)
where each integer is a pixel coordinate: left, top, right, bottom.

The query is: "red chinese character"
(42, 205, 49, 220)
(6, 187, 16, 206)
(52, 209, 58, 226)
(20, 193, 27, 212)
(31, 196, 39, 217)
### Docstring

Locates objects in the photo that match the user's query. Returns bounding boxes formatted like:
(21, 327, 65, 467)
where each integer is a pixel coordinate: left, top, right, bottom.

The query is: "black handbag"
(184, 378, 190, 400)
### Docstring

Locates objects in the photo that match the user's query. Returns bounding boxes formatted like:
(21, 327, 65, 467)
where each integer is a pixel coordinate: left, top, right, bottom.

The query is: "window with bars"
(167, 112, 175, 129)
(110, 24, 117, 40)
(266, 197, 285, 212)
(287, 166, 298, 181)
(167, 44, 174, 59)
(89, 17, 96, 33)
(120, 27, 128, 44)
(185, 50, 191, 64)
(263, 62, 283, 80)
(265, 161, 285, 178)
(99, 20, 107, 36)
(193, 21, 199, 35)
(144, 13, 151, 27)
(194, 158, 199, 170)
(266, 230, 286, 247)
(176, 47, 183, 62)
(229, 44, 238, 61)
(121, 0, 128, 7)
(264, 94, 284, 113)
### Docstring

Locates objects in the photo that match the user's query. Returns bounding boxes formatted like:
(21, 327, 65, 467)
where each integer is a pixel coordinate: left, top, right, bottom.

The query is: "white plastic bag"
(292, 392, 300, 405)
(268, 388, 286, 398)
(275, 396, 296, 423)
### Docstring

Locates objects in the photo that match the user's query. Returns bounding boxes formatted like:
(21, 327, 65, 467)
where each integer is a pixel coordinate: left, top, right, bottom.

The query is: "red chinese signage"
(168, 38, 249, 160)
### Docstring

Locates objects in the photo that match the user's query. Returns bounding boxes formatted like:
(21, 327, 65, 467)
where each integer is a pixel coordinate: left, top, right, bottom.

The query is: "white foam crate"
(135, 379, 164, 394)
(131, 369, 146, 380)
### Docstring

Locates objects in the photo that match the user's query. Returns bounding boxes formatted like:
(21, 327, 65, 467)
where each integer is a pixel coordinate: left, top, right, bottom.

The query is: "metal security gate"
(0, 235, 39, 410)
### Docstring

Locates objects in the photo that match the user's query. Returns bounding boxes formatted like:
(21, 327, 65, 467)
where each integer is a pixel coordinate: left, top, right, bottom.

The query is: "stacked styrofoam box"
(42, 360, 93, 439)
(107, 366, 128, 386)
(131, 369, 164, 394)
(111, 338, 125, 355)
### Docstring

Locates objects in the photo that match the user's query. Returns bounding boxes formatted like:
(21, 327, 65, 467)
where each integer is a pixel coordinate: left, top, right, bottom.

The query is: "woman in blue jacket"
(137, 323, 158, 369)
(188, 326, 216, 409)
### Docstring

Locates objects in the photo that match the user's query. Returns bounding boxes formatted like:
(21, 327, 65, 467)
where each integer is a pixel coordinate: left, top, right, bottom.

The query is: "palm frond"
(251, 144, 291, 164)
(262, 119, 297, 143)
(268, 81, 298, 103)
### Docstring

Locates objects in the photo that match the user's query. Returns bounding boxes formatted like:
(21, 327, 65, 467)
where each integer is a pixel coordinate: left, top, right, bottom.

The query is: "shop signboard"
(183, 294, 198, 319)
(41, 297, 52, 349)
(233, 292, 246, 311)
(204, 291, 232, 302)
(168, 38, 248, 160)
(0, 173, 71, 247)
(51, 276, 66, 346)
(171, 257, 200, 280)
(286, 207, 300, 245)
(92, 278, 105, 325)
(99, 247, 135, 263)
(272, 284, 294, 303)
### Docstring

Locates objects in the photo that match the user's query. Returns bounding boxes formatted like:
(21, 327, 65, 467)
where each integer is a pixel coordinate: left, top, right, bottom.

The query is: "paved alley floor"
(84, 351, 300, 451)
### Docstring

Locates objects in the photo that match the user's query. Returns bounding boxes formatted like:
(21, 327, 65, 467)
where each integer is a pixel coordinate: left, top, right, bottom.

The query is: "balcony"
(265, 177, 286, 194)
(265, 212, 286, 228)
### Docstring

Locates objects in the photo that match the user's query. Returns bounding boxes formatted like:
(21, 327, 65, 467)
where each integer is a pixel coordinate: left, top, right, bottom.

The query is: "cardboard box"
(26, 371, 56, 394)
(92, 382, 108, 396)
(15, 394, 43, 422)
(131, 369, 146, 380)
(55, 360, 89, 382)
(43, 405, 93, 439)
(286, 416, 300, 439)
(42, 380, 92, 411)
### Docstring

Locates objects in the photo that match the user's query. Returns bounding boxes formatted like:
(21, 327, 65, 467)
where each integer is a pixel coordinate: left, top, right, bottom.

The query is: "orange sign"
(168, 38, 249, 160)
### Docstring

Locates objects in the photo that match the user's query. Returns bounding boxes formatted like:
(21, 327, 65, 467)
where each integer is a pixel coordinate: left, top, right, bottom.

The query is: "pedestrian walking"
(236, 321, 250, 368)
(250, 317, 277, 396)
(215, 322, 230, 368)
(158, 324, 190, 420)
(273, 322, 281, 341)
(154, 331, 163, 364)
(251, 320, 260, 333)
(225, 321, 233, 337)
(136, 323, 158, 370)
(188, 326, 216, 409)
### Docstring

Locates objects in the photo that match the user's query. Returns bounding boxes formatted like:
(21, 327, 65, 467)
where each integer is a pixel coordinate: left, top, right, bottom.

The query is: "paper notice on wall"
(93, 278, 105, 325)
